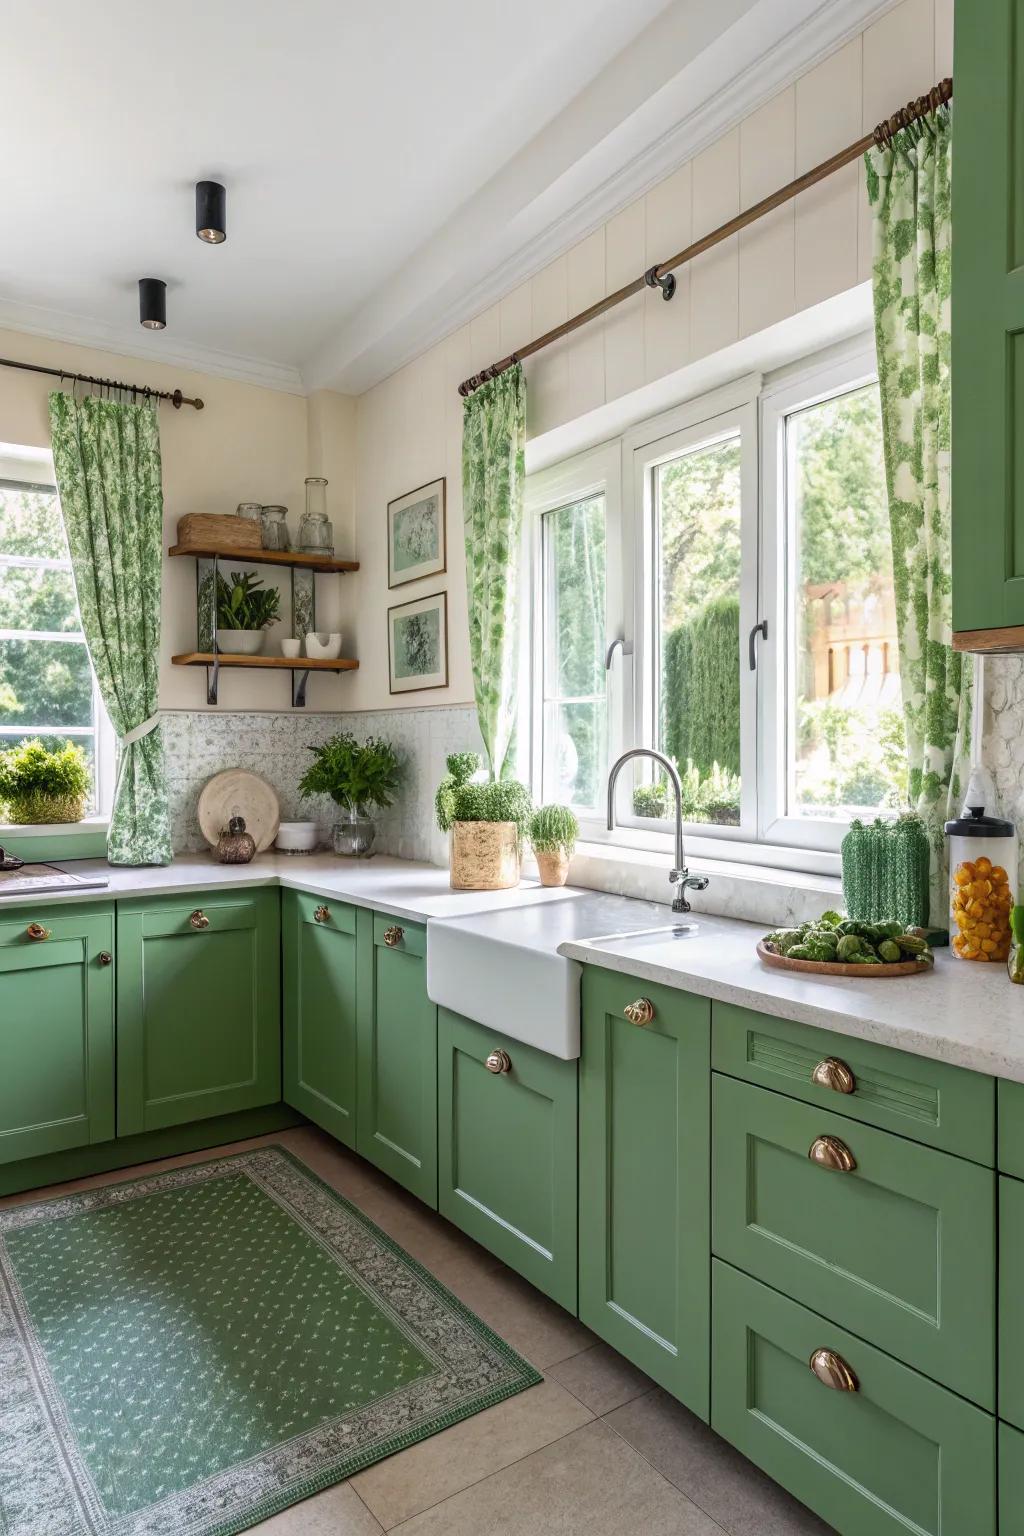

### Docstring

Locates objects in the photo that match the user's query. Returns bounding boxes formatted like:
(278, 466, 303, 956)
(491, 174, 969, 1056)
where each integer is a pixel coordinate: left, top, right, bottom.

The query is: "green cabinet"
(712, 1073, 996, 1407)
(1000, 1422, 1024, 1536)
(118, 888, 280, 1136)
(951, 0, 1024, 640)
(357, 913, 437, 1206)
(999, 1176, 1024, 1430)
(712, 1260, 997, 1536)
(579, 967, 710, 1420)
(438, 1007, 578, 1311)
(283, 889, 358, 1146)
(0, 902, 114, 1164)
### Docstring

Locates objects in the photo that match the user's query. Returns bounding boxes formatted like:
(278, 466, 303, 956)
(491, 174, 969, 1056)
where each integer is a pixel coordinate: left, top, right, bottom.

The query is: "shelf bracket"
(292, 668, 311, 707)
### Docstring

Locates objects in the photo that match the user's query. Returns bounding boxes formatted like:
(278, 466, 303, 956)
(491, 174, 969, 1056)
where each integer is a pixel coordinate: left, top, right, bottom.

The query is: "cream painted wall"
(350, 0, 952, 714)
(0, 326, 357, 712)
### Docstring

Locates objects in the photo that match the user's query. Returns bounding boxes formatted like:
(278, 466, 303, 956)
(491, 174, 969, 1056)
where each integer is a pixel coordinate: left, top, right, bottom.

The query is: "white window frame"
(758, 337, 884, 853)
(522, 440, 623, 828)
(0, 457, 115, 825)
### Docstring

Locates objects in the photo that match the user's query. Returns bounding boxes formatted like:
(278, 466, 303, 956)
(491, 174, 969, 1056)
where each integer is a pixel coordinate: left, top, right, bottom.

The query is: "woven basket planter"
(449, 821, 520, 890)
(4, 791, 86, 825)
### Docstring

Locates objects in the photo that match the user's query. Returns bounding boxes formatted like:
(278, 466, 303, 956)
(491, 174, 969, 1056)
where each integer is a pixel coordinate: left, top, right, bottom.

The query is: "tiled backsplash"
(163, 705, 483, 862)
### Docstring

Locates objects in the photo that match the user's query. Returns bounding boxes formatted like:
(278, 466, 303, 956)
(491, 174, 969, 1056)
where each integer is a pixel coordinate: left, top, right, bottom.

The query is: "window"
(525, 340, 900, 869)
(0, 451, 113, 822)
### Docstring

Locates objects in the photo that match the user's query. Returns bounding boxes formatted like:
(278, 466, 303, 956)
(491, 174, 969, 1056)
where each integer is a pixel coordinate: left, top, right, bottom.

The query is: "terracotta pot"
(449, 821, 520, 890)
(535, 849, 570, 887)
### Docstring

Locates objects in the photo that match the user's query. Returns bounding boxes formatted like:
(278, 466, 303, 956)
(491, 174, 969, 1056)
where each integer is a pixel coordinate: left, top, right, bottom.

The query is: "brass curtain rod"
(458, 77, 953, 397)
(0, 354, 204, 410)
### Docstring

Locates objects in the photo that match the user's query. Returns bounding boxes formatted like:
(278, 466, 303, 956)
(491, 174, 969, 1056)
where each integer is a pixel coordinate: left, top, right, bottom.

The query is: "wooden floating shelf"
(953, 624, 1024, 654)
(169, 543, 359, 574)
(172, 653, 359, 673)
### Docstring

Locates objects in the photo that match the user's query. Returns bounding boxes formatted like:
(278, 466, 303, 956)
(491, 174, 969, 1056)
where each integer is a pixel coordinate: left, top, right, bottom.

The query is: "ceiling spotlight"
(138, 278, 167, 330)
(195, 180, 226, 244)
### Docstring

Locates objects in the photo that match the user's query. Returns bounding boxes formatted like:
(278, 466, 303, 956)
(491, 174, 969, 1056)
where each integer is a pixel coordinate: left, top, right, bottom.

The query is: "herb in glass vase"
(298, 733, 401, 858)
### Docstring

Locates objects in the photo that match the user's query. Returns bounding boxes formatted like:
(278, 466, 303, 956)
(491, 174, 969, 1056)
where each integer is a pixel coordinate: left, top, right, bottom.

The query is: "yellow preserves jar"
(946, 808, 1017, 962)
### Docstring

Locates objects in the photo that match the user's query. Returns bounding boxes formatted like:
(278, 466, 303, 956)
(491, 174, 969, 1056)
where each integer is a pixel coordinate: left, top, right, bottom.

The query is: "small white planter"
(216, 629, 265, 656)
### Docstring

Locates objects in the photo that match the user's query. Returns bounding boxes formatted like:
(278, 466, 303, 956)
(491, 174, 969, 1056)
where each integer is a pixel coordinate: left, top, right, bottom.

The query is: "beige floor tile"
(388, 1419, 723, 1535)
(440, 1259, 594, 1370)
(249, 1482, 384, 1534)
(548, 1340, 652, 1415)
(605, 1387, 836, 1535)
(352, 1378, 592, 1528)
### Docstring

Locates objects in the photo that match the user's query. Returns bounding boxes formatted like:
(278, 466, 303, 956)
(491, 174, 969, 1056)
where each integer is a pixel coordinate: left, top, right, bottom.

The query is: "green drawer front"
(712, 1074, 996, 1408)
(438, 1009, 578, 1312)
(712, 1261, 996, 1536)
(713, 1001, 994, 1163)
(998, 1081, 1024, 1176)
(1000, 1177, 1024, 1429)
(372, 911, 426, 957)
(1000, 1422, 1024, 1536)
(291, 890, 357, 936)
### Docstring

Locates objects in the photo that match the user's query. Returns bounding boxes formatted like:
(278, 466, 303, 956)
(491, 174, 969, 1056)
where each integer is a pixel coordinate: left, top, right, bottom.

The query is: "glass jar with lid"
(299, 477, 333, 555)
(260, 505, 290, 551)
(945, 806, 1017, 961)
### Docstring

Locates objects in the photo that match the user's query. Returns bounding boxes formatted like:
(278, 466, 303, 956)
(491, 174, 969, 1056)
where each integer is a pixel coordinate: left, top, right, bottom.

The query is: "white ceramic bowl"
(216, 629, 264, 657)
(305, 631, 343, 660)
(275, 820, 319, 853)
(281, 637, 302, 658)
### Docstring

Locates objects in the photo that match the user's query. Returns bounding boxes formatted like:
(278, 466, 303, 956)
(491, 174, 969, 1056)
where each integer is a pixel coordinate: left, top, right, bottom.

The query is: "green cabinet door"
(579, 967, 710, 1420)
(0, 902, 114, 1163)
(1000, 1422, 1024, 1536)
(999, 1176, 1024, 1430)
(438, 1007, 578, 1311)
(712, 1260, 997, 1536)
(951, 0, 1024, 637)
(357, 913, 437, 1206)
(118, 888, 280, 1136)
(282, 890, 358, 1147)
(712, 1073, 996, 1408)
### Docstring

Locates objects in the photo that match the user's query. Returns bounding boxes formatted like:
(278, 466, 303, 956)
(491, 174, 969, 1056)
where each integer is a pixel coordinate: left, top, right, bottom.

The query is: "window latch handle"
(748, 619, 768, 671)
(605, 637, 634, 671)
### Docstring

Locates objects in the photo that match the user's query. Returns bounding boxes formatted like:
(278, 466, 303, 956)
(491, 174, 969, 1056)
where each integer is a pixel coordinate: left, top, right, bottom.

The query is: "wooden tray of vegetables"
(758, 914, 934, 977)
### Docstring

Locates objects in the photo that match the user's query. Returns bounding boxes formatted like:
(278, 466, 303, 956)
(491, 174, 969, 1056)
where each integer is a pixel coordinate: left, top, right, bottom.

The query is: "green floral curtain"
(462, 364, 526, 779)
(866, 104, 968, 924)
(49, 393, 171, 865)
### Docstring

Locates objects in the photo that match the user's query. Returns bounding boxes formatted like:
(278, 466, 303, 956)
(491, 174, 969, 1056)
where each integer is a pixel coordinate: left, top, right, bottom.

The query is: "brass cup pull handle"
(809, 1347, 859, 1392)
(313, 905, 330, 924)
(811, 1057, 856, 1094)
(97, 951, 113, 966)
(189, 909, 210, 931)
(485, 1049, 512, 1075)
(808, 1134, 857, 1172)
(26, 922, 51, 942)
(624, 998, 655, 1026)
(383, 925, 404, 947)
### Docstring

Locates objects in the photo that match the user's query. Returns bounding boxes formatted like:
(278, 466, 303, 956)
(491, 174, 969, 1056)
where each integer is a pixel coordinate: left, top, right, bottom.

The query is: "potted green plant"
(215, 571, 281, 656)
(298, 732, 401, 857)
(529, 804, 579, 887)
(435, 752, 532, 890)
(0, 738, 91, 824)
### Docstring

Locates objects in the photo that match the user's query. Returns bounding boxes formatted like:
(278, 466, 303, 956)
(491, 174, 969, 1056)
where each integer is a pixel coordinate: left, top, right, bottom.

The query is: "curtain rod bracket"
(644, 266, 676, 302)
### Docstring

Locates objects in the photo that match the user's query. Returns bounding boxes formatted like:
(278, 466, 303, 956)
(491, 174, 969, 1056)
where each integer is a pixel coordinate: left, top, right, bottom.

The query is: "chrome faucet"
(606, 748, 710, 914)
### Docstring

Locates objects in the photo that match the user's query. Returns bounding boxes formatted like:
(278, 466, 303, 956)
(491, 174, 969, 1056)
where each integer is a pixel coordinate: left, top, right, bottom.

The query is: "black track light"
(195, 180, 226, 244)
(138, 278, 167, 330)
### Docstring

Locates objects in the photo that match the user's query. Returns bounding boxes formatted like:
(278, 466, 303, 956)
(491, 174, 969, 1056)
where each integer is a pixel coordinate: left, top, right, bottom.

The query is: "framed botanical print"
(388, 589, 449, 694)
(387, 477, 447, 588)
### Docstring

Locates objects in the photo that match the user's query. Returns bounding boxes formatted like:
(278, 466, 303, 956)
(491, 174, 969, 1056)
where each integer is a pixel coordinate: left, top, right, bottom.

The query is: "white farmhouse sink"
(426, 891, 667, 1059)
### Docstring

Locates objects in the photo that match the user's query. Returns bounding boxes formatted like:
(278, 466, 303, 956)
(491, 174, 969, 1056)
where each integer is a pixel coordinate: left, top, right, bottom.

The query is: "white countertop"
(560, 917, 1024, 1081)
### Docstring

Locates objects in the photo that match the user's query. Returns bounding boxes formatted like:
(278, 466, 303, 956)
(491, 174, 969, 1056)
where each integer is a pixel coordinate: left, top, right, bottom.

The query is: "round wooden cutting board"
(756, 941, 932, 978)
(197, 769, 281, 853)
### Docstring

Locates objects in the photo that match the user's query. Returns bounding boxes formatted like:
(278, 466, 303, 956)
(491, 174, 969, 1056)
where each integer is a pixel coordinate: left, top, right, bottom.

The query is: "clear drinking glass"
(299, 478, 333, 555)
(260, 505, 290, 551)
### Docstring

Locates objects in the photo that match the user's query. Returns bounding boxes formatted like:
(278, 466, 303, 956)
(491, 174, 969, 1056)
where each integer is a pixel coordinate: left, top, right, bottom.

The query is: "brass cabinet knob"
(485, 1049, 512, 1075)
(313, 905, 330, 924)
(811, 1057, 856, 1094)
(624, 998, 655, 1026)
(97, 951, 113, 966)
(189, 909, 210, 931)
(808, 1134, 857, 1172)
(25, 922, 51, 942)
(809, 1347, 859, 1392)
(383, 925, 404, 947)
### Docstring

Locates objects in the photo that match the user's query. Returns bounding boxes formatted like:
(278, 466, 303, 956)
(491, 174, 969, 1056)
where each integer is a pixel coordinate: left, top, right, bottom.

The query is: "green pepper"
(878, 939, 901, 962)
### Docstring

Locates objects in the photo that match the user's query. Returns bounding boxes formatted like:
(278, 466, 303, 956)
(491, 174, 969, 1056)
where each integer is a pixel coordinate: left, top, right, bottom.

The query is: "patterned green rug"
(0, 1146, 540, 1535)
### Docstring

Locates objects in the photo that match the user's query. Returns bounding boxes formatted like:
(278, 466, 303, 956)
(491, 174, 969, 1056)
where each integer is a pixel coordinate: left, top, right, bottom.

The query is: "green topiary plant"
(529, 804, 579, 856)
(298, 732, 401, 814)
(0, 738, 91, 824)
(216, 571, 281, 630)
(434, 751, 533, 847)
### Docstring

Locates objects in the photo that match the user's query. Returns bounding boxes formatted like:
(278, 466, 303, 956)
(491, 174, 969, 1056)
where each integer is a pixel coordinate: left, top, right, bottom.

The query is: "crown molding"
(0, 295, 306, 397)
(305, 0, 898, 395)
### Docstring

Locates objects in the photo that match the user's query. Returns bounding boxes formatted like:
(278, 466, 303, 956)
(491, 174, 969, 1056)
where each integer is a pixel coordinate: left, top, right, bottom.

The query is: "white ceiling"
(1, 0, 895, 395)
